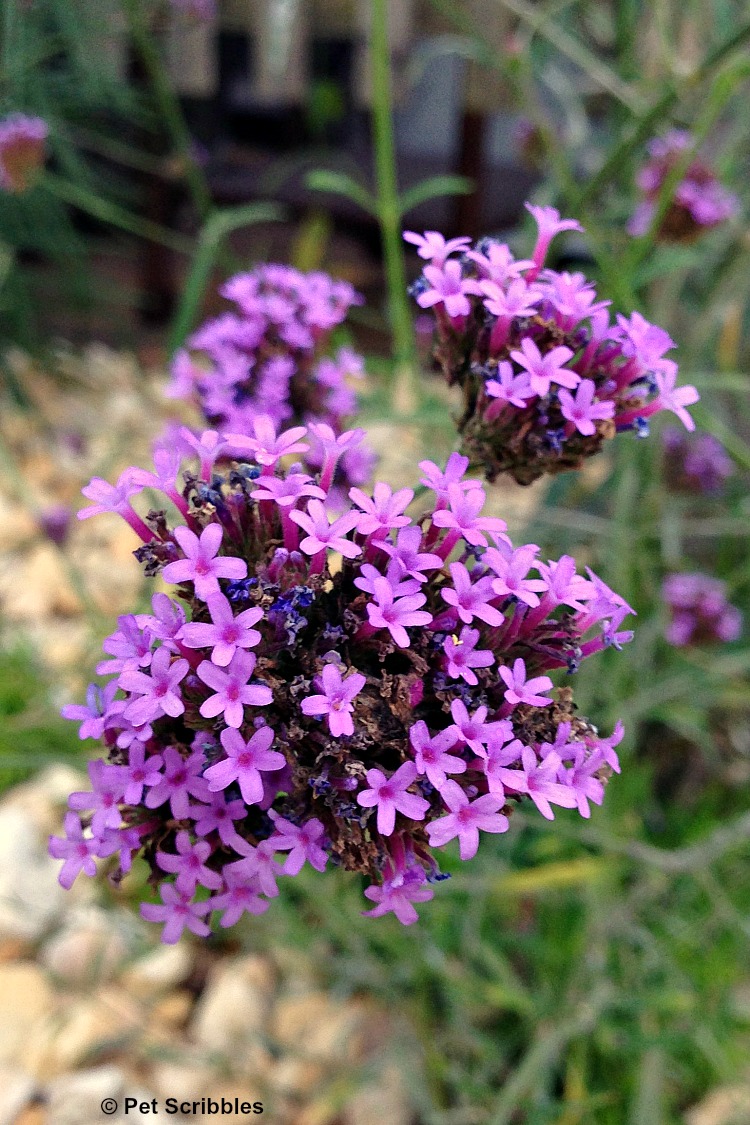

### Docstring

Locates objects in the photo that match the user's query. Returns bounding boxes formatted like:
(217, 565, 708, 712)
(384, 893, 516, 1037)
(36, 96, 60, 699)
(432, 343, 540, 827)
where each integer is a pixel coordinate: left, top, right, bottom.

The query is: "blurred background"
(2, 1, 750, 1122)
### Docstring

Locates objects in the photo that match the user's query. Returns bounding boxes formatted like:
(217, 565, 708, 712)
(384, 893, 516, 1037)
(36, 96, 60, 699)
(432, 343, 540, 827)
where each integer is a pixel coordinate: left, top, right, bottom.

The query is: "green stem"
(42, 171, 193, 256)
(370, 0, 418, 412)
(123, 0, 213, 221)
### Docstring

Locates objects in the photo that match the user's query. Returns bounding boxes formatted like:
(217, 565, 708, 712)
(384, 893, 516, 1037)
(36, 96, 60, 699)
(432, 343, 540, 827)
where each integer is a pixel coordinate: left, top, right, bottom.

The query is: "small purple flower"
(122, 745, 164, 805)
(120, 647, 190, 727)
(379, 527, 442, 582)
(349, 482, 414, 536)
(403, 230, 472, 264)
(67, 760, 126, 838)
(162, 524, 248, 601)
(366, 576, 433, 648)
(558, 379, 615, 436)
(48, 813, 99, 888)
(486, 545, 546, 607)
(289, 499, 362, 559)
(510, 339, 579, 397)
(179, 593, 263, 666)
(267, 812, 328, 874)
(499, 658, 553, 707)
(441, 562, 505, 627)
(204, 725, 285, 805)
(409, 721, 466, 789)
(197, 650, 272, 728)
(144, 746, 210, 819)
(417, 261, 483, 318)
(157, 830, 223, 895)
(426, 781, 508, 859)
(357, 762, 430, 835)
(432, 485, 507, 548)
(499, 747, 577, 820)
(210, 871, 270, 928)
(140, 885, 213, 944)
(61, 682, 120, 741)
(300, 663, 367, 737)
(654, 364, 699, 431)
(443, 627, 494, 685)
(362, 871, 434, 925)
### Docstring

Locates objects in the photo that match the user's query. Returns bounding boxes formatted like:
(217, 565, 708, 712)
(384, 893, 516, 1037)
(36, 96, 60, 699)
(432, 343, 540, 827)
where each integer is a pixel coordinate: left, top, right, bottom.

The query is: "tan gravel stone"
(26, 985, 143, 1075)
(45, 1066, 128, 1125)
(119, 943, 192, 998)
(40, 907, 137, 986)
(0, 1063, 37, 1125)
(271, 992, 366, 1063)
(150, 990, 194, 1029)
(191, 955, 275, 1053)
(342, 1066, 413, 1125)
(0, 963, 54, 1066)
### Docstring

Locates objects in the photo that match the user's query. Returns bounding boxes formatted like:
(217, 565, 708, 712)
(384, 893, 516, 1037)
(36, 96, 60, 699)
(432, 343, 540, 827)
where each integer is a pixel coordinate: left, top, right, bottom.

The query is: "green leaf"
(305, 169, 377, 216)
(398, 174, 474, 217)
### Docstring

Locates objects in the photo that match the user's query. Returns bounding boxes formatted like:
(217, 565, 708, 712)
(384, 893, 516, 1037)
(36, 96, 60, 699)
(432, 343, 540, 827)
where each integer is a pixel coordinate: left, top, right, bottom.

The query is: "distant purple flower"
(300, 663, 367, 737)
(357, 762, 430, 836)
(0, 113, 48, 193)
(204, 725, 285, 805)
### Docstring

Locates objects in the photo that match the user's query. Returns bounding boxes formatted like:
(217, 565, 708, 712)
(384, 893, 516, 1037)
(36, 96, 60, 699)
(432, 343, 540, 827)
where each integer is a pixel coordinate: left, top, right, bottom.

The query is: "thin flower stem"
(370, 0, 419, 413)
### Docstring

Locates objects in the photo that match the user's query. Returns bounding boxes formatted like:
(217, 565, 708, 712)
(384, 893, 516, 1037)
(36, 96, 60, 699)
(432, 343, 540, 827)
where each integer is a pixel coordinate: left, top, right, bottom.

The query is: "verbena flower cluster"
(662, 427, 733, 495)
(663, 573, 741, 647)
(166, 264, 375, 505)
(629, 131, 739, 240)
(0, 113, 48, 194)
(50, 421, 630, 937)
(405, 206, 699, 485)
